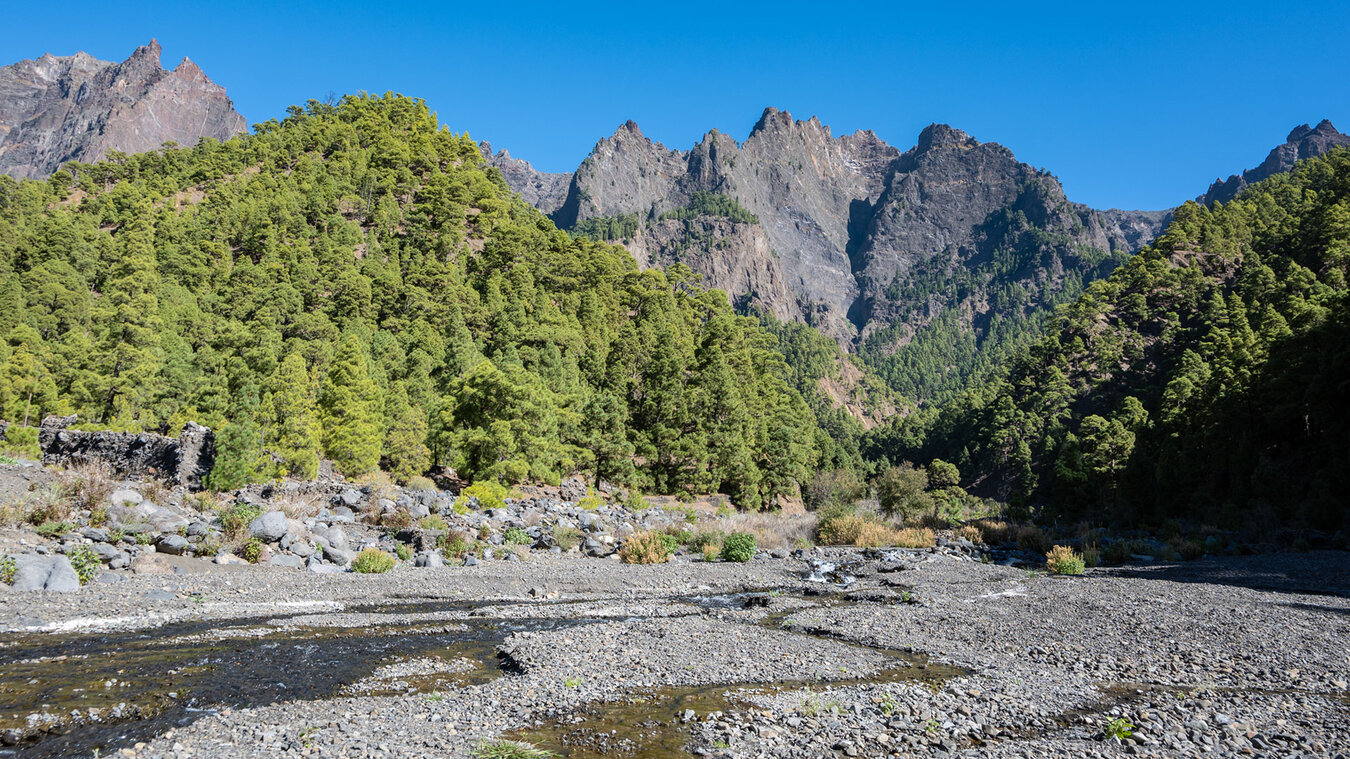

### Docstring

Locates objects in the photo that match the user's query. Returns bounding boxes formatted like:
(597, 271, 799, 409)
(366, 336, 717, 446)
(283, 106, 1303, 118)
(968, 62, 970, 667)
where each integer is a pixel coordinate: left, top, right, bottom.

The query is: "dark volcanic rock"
(38, 414, 216, 490)
(1198, 120, 1350, 207)
(0, 39, 247, 180)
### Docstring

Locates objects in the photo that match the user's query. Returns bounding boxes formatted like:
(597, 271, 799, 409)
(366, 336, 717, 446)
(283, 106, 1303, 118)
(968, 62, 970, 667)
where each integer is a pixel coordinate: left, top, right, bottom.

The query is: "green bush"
(0, 425, 40, 459)
(440, 531, 472, 560)
(394, 543, 413, 560)
(503, 527, 532, 545)
(552, 526, 582, 551)
(352, 548, 396, 573)
(35, 520, 75, 538)
(218, 503, 262, 540)
(405, 475, 437, 492)
(720, 532, 757, 562)
(67, 546, 101, 585)
(462, 481, 510, 510)
(0, 555, 15, 585)
(239, 538, 265, 564)
(657, 533, 681, 554)
(419, 514, 448, 531)
(1045, 545, 1086, 575)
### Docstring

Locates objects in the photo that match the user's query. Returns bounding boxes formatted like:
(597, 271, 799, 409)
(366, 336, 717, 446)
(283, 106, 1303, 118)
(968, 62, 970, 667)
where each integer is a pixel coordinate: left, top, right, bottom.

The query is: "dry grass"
(894, 527, 936, 549)
(974, 519, 1014, 545)
(956, 525, 984, 544)
(1045, 545, 1085, 575)
(716, 511, 816, 550)
(355, 471, 398, 502)
(277, 495, 321, 520)
(854, 521, 897, 548)
(59, 461, 114, 513)
(618, 531, 671, 564)
(1016, 524, 1052, 554)
(817, 512, 874, 546)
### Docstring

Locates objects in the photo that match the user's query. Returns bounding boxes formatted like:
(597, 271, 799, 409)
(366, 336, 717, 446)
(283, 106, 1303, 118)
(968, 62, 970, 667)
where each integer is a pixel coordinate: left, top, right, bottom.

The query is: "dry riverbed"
(1, 551, 1347, 758)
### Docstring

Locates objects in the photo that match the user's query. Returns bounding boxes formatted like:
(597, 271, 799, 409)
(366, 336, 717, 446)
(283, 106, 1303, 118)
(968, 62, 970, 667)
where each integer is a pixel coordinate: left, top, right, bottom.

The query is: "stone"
(131, 554, 175, 575)
(414, 551, 443, 568)
(155, 534, 189, 555)
(145, 589, 177, 601)
(43, 555, 81, 592)
(248, 511, 290, 542)
(322, 544, 352, 566)
(215, 553, 247, 565)
(109, 488, 144, 506)
(81, 527, 111, 542)
(269, 554, 304, 569)
(90, 543, 123, 563)
(330, 506, 356, 523)
(463, 555, 479, 567)
(10, 555, 54, 591)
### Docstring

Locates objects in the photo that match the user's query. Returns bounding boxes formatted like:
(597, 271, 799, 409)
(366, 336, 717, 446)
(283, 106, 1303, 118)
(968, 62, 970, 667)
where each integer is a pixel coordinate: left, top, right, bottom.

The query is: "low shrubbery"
(35, 520, 74, 538)
(352, 548, 396, 573)
(619, 531, 670, 564)
(1016, 524, 1052, 554)
(239, 538, 265, 564)
(1045, 545, 1086, 575)
(893, 527, 936, 549)
(552, 526, 582, 551)
(419, 514, 448, 531)
(0, 555, 15, 585)
(67, 546, 101, 584)
(462, 481, 511, 510)
(218, 502, 262, 541)
(719, 532, 757, 562)
(504, 527, 532, 545)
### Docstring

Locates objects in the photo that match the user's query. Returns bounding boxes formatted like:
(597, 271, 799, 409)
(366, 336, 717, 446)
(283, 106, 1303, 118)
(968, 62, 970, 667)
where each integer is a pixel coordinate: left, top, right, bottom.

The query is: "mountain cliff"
(1198, 120, 1350, 207)
(491, 109, 1164, 402)
(0, 40, 246, 180)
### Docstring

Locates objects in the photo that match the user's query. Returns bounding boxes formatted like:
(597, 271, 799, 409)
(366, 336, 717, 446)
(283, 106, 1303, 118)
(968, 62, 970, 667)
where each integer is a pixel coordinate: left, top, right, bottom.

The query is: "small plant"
(657, 532, 681, 554)
(689, 530, 724, 550)
(352, 548, 396, 574)
(394, 543, 413, 561)
(0, 555, 15, 585)
(956, 525, 983, 544)
(578, 492, 604, 510)
(380, 510, 414, 529)
(239, 538, 265, 564)
(504, 527, 532, 545)
(701, 544, 720, 562)
(719, 532, 757, 562)
(440, 531, 472, 560)
(35, 520, 75, 538)
(68, 546, 101, 585)
(925, 718, 940, 734)
(196, 537, 224, 558)
(894, 527, 936, 549)
(470, 739, 557, 758)
(1103, 717, 1134, 740)
(218, 502, 262, 541)
(793, 537, 812, 551)
(136, 531, 155, 545)
(552, 526, 583, 551)
(478, 525, 491, 541)
(1045, 545, 1086, 575)
(405, 475, 436, 493)
(451, 499, 470, 515)
(619, 531, 671, 564)
(461, 480, 511, 511)
(564, 676, 581, 688)
(419, 514, 448, 531)
(879, 692, 898, 715)
(89, 505, 110, 528)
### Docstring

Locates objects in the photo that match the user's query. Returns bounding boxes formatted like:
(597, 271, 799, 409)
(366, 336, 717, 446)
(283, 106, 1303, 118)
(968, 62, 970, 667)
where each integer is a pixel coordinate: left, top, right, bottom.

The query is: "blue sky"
(4, 1, 1347, 210)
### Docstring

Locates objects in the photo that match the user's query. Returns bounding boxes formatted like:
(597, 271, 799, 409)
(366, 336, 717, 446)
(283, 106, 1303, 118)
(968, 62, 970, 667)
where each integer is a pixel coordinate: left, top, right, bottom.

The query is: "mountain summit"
(1198, 119, 1350, 207)
(0, 40, 247, 180)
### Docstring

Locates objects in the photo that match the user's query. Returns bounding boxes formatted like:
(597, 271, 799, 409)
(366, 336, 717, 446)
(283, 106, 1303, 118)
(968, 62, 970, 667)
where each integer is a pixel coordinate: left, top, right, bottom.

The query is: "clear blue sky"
(4, 1, 1348, 210)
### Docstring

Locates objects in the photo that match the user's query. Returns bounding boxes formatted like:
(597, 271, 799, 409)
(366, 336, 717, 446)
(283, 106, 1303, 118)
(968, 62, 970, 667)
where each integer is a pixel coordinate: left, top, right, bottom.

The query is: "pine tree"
(383, 382, 430, 483)
(92, 220, 163, 425)
(268, 353, 322, 480)
(319, 333, 384, 476)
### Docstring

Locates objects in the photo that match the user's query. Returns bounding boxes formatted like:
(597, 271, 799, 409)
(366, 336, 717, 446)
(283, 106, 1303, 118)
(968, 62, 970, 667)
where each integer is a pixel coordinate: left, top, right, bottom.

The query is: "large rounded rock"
(10, 555, 55, 591)
(248, 511, 290, 543)
(155, 534, 189, 555)
(414, 550, 443, 568)
(43, 556, 81, 592)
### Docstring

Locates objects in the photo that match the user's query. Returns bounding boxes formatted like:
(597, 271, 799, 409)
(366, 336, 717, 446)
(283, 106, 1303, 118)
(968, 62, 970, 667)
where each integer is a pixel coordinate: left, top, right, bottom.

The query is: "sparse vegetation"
(619, 531, 671, 564)
(405, 476, 436, 493)
(440, 531, 473, 560)
(1103, 717, 1134, 740)
(470, 740, 557, 759)
(218, 502, 262, 541)
(503, 527, 532, 545)
(394, 543, 413, 561)
(35, 520, 74, 538)
(894, 527, 936, 549)
(67, 546, 101, 584)
(419, 514, 448, 531)
(719, 532, 757, 562)
(352, 548, 396, 573)
(0, 555, 15, 585)
(1045, 545, 1086, 575)
(1016, 524, 1052, 554)
(462, 481, 511, 511)
(239, 538, 265, 564)
(552, 526, 582, 551)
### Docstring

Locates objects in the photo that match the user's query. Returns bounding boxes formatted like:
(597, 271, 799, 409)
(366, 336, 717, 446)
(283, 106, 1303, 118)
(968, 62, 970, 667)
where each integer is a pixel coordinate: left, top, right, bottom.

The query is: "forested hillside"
(0, 94, 824, 508)
(870, 148, 1350, 531)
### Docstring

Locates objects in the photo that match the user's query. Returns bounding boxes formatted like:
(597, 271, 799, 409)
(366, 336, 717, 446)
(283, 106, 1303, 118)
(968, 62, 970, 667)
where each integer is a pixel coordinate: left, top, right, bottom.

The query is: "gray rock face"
(414, 550, 443, 568)
(1198, 120, 1350, 207)
(480, 142, 571, 215)
(0, 40, 247, 180)
(42, 556, 81, 592)
(39, 414, 215, 490)
(248, 511, 290, 543)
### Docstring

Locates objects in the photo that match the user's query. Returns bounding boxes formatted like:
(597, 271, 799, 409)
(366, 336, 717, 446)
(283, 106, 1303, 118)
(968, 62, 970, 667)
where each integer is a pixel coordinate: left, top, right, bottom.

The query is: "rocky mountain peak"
(915, 123, 975, 152)
(0, 41, 246, 179)
(1199, 119, 1350, 207)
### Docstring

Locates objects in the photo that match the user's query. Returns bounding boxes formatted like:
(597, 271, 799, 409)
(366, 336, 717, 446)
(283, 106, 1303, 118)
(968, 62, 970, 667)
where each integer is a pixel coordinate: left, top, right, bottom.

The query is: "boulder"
(336, 488, 362, 508)
(414, 551, 443, 568)
(269, 554, 305, 569)
(322, 544, 352, 566)
(109, 488, 144, 506)
(248, 511, 290, 542)
(44, 556, 81, 592)
(10, 555, 55, 591)
(330, 506, 356, 523)
(155, 534, 189, 555)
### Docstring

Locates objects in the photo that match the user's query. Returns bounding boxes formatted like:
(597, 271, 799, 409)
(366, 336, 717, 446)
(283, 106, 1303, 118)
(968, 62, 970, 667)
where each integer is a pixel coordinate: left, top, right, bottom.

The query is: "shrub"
(451, 498, 470, 515)
(855, 521, 897, 548)
(352, 548, 396, 574)
(701, 544, 720, 562)
(440, 531, 473, 560)
(1081, 541, 1101, 567)
(1045, 545, 1086, 575)
(657, 532, 681, 554)
(504, 527, 532, 545)
(816, 505, 887, 546)
(804, 468, 865, 511)
(405, 476, 437, 493)
(470, 740, 556, 759)
(67, 546, 101, 585)
(394, 543, 413, 561)
(876, 463, 932, 523)
(0, 425, 40, 459)
(0, 555, 15, 585)
(579, 492, 605, 510)
(1176, 540, 1205, 561)
(720, 532, 757, 562)
(462, 480, 510, 510)
(552, 526, 582, 551)
(196, 537, 224, 558)
(956, 525, 983, 544)
(419, 514, 448, 531)
(976, 520, 1014, 545)
(689, 530, 724, 550)
(380, 510, 414, 529)
(239, 538, 265, 564)
(1016, 524, 1052, 554)
(35, 520, 75, 538)
(218, 503, 262, 541)
(894, 527, 936, 549)
(89, 505, 110, 528)
(619, 531, 670, 564)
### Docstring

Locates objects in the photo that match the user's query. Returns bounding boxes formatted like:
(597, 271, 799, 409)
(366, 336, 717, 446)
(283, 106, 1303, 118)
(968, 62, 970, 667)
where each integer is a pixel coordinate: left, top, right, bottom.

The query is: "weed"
(68, 546, 101, 584)
(564, 676, 581, 688)
(925, 718, 940, 734)
(1103, 717, 1134, 740)
(0, 555, 15, 585)
(578, 492, 604, 510)
(504, 527, 532, 545)
(440, 531, 472, 560)
(552, 526, 582, 551)
(719, 532, 757, 562)
(352, 548, 396, 574)
(196, 538, 223, 558)
(894, 527, 936, 549)
(218, 502, 261, 541)
(701, 544, 720, 562)
(419, 514, 448, 531)
(35, 520, 75, 538)
(135, 531, 155, 545)
(462, 481, 511, 511)
(107, 527, 126, 543)
(619, 531, 671, 564)
(1045, 545, 1086, 575)
(239, 538, 264, 564)
(956, 525, 983, 544)
(793, 537, 812, 551)
(405, 475, 436, 493)
(394, 543, 413, 561)
(89, 505, 110, 527)
(879, 692, 899, 715)
(451, 499, 470, 516)
(470, 739, 557, 758)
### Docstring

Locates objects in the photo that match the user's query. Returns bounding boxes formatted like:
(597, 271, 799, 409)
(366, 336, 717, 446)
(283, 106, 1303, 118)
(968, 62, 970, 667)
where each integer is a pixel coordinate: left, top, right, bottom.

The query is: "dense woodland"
(870, 148, 1350, 531)
(0, 94, 822, 508)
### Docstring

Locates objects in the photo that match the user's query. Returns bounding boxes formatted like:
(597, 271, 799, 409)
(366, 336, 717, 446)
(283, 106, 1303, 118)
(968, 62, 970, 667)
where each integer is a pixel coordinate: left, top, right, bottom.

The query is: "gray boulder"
(322, 544, 352, 566)
(330, 506, 356, 523)
(10, 555, 54, 591)
(155, 534, 189, 555)
(269, 554, 305, 569)
(248, 511, 289, 543)
(414, 550, 443, 568)
(44, 556, 81, 592)
(109, 488, 144, 506)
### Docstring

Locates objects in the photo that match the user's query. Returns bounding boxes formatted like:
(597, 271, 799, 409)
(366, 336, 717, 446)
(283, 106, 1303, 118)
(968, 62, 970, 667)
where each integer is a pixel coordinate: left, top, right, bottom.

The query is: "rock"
(10, 555, 55, 591)
(771, 548, 790, 559)
(215, 553, 247, 565)
(145, 589, 177, 601)
(43, 555, 81, 592)
(185, 521, 212, 537)
(248, 511, 290, 543)
(463, 555, 479, 567)
(337, 489, 362, 508)
(414, 551, 443, 568)
(269, 554, 304, 569)
(155, 534, 189, 555)
(322, 544, 352, 566)
(109, 488, 144, 506)
(289, 541, 314, 558)
(90, 543, 123, 563)
(131, 554, 175, 575)
(81, 527, 111, 542)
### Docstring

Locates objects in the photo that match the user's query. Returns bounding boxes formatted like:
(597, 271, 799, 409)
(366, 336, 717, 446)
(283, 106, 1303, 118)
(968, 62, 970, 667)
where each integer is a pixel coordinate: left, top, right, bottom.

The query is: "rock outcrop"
(38, 415, 216, 490)
(0, 40, 246, 180)
(480, 141, 570, 215)
(1198, 120, 1350, 207)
